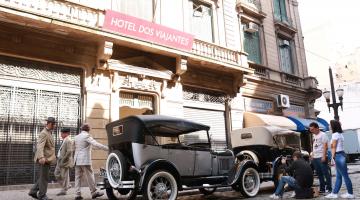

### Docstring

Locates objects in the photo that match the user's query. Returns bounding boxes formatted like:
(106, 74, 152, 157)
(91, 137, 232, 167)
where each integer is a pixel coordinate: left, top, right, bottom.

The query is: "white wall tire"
(106, 150, 127, 188)
(143, 171, 178, 200)
(238, 166, 260, 197)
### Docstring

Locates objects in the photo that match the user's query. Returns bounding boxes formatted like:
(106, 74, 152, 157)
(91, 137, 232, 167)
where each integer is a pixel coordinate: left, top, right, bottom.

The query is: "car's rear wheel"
(237, 166, 260, 197)
(106, 188, 137, 200)
(199, 187, 217, 195)
(143, 170, 178, 200)
(106, 150, 128, 188)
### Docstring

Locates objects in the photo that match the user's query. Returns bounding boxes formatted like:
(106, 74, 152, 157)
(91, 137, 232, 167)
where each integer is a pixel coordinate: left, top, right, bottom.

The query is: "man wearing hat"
(74, 123, 108, 200)
(29, 117, 57, 200)
(54, 127, 73, 196)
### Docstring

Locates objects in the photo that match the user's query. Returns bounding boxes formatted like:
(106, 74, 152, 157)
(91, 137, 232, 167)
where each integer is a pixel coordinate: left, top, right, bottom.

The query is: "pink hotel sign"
(103, 10, 194, 51)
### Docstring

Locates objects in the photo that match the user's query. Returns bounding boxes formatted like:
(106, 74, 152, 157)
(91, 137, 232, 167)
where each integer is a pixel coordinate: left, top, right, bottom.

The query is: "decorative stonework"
(0, 57, 81, 86)
(120, 74, 162, 92)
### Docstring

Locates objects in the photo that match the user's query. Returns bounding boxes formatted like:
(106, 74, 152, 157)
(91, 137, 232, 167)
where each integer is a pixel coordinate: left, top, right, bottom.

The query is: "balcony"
(192, 39, 248, 67)
(0, 0, 251, 72)
(249, 64, 268, 78)
(281, 73, 302, 87)
(0, 0, 104, 28)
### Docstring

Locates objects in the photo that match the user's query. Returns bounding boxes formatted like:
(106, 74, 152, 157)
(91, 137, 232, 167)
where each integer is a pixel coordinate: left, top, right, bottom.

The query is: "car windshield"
(274, 134, 300, 149)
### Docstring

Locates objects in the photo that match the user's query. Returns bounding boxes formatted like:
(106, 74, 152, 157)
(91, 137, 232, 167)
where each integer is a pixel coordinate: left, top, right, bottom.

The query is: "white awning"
(243, 112, 297, 130)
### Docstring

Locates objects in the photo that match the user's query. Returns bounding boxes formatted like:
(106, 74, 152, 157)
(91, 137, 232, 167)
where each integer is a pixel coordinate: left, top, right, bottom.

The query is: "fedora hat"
(46, 117, 56, 123)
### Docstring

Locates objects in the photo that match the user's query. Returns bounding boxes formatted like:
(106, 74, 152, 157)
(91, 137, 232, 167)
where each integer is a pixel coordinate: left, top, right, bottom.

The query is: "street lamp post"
(322, 67, 344, 121)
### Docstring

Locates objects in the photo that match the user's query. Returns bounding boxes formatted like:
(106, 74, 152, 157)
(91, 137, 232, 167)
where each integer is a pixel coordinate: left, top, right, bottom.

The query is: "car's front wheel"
(199, 187, 217, 195)
(237, 166, 260, 198)
(105, 188, 137, 200)
(143, 170, 178, 200)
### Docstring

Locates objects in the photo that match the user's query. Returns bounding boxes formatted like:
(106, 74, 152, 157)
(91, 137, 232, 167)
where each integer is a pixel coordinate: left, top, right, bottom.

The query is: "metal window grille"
(0, 56, 82, 185)
(183, 87, 226, 105)
(0, 86, 81, 185)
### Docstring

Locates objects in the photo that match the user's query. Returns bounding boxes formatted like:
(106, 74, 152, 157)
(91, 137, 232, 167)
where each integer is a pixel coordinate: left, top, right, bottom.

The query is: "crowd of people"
(270, 120, 354, 199)
(28, 117, 108, 200)
(27, 117, 355, 200)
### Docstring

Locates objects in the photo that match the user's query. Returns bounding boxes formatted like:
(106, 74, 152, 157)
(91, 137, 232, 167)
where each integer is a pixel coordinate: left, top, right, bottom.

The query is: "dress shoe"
(75, 196, 83, 200)
(28, 192, 38, 199)
(91, 191, 104, 199)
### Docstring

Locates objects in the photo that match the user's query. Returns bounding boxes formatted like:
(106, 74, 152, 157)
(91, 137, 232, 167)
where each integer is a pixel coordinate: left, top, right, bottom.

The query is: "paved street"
(1, 163, 359, 200)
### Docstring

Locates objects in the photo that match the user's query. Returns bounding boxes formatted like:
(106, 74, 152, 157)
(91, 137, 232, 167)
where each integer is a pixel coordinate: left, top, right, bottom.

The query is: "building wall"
(0, 0, 320, 184)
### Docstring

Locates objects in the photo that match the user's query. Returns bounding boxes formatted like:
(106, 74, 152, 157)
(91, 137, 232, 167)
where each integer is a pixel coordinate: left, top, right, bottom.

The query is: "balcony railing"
(0, 0, 104, 28)
(281, 73, 302, 87)
(192, 39, 244, 65)
(249, 64, 267, 78)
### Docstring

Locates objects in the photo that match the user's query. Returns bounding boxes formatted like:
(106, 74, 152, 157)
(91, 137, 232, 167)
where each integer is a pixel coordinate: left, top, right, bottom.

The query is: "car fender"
(139, 159, 181, 190)
(238, 150, 259, 164)
(228, 159, 258, 185)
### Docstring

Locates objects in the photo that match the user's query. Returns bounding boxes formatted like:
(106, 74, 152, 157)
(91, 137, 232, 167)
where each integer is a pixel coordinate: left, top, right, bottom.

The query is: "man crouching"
(54, 127, 73, 196)
(270, 151, 314, 199)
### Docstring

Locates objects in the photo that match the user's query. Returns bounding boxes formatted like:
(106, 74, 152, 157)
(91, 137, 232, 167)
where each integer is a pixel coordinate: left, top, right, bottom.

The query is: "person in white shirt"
(309, 122, 332, 193)
(325, 120, 354, 199)
(74, 123, 109, 200)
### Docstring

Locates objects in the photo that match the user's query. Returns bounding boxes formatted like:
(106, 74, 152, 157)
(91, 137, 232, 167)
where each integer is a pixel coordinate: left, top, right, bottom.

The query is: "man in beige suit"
(54, 127, 73, 196)
(29, 117, 57, 200)
(74, 123, 108, 200)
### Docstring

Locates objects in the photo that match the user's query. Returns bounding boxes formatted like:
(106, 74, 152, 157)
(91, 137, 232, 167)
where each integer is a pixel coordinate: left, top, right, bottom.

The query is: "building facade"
(0, 0, 320, 185)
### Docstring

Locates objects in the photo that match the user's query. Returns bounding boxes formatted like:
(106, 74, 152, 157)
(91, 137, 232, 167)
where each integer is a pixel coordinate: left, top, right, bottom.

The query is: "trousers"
(75, 165, 97, 197)
(54, 161, 70, 192)
(29, 164, 50, 198)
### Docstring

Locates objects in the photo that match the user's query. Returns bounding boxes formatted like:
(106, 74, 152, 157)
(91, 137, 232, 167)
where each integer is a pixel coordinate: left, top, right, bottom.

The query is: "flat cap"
(61, 127, 71, 133)
(46, 117, 56, 123)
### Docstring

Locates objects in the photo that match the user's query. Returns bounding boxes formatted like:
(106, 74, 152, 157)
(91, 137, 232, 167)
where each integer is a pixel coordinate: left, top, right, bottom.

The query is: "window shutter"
(191, 1, 214, 42)
(223, 0, 238, 49)
(273, 0, 281, 21)
(279, 39, 294, 74)
(244, 31, 261, 64)
(279, 0, 288, 22)
(111, 0, 153, 21)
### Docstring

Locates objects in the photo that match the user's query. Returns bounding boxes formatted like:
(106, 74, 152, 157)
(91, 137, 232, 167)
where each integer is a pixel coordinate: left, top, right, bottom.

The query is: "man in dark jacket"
(270, 151, 314, 199)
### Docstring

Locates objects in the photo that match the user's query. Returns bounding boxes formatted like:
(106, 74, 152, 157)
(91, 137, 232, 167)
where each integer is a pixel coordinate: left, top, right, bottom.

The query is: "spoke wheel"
(106, 150, 127, 188)
(238, 166, 260, 197)
(106, 188, 137, 200)
(144, 171, 178, 200)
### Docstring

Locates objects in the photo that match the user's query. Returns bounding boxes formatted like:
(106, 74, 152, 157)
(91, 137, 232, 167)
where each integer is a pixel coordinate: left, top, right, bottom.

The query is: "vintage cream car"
(231, 126, 306, 186)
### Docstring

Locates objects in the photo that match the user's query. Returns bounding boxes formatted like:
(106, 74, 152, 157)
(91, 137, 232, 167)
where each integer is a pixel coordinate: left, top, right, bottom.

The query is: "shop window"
(273, 0, 288, 23)
(243, 23, 261, 64)
(191, 0, 214, 42)
(278, 38, 295, 74)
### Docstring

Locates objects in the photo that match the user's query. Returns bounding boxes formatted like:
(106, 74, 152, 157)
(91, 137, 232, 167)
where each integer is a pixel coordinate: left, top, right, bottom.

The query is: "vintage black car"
(98, 115, 261, 200)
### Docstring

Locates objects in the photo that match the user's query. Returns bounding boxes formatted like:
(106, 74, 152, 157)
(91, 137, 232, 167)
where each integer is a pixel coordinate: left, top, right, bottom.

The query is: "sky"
(298, 0, 360, 129)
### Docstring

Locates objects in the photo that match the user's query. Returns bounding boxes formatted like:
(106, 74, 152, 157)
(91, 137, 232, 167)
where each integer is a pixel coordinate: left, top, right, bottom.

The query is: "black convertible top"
(137, 115, 209, 135)
(106, 115, 210, 146)
(106, 115, 210, 137)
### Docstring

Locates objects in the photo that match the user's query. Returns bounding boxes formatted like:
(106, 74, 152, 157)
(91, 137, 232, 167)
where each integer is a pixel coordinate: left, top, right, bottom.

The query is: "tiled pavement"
(1, 163, 359, 200)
